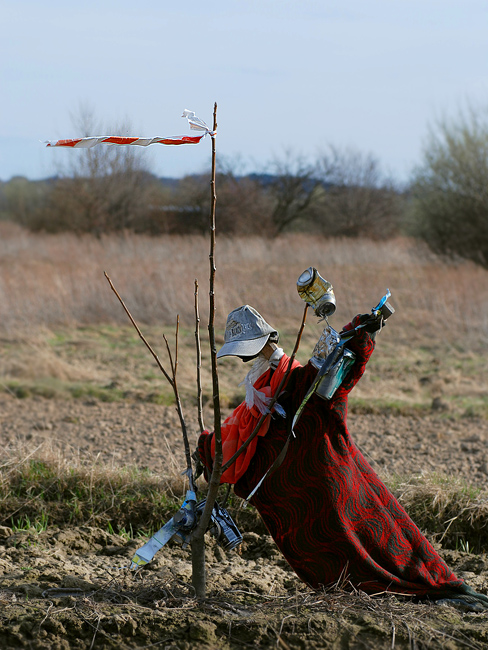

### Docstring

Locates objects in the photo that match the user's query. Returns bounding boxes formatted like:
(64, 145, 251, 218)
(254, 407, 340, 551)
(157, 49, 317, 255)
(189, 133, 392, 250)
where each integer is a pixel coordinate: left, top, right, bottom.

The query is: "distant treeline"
(1, 101, 488, 270)
(0, 154, 405, 240)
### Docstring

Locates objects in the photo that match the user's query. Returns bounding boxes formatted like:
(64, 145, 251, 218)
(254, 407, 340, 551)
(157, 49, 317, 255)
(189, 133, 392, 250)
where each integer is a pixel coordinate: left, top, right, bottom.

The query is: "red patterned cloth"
(198, 317, 465, 597)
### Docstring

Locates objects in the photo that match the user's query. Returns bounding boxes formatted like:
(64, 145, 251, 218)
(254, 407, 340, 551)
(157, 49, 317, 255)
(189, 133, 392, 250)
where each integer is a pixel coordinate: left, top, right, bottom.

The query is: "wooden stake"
(191, 102, 220, 599)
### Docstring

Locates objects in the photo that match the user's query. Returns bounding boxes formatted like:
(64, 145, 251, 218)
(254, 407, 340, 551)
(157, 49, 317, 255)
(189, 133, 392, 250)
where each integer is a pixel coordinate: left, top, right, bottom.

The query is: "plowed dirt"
(1, 396, 488, 648)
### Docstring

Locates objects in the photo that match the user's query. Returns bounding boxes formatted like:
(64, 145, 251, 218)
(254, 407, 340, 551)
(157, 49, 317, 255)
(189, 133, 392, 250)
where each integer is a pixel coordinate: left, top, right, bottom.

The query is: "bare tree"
(215, 171, 274, 236)
(316, 145, 402, 239)
(264, 151, 322, 234)
(45, 105, 153, 234)
(169, 162, 274, 236)
(167, 173, 210, 235)
(103, 106, 221, 600)
(189, 103, 222, 599)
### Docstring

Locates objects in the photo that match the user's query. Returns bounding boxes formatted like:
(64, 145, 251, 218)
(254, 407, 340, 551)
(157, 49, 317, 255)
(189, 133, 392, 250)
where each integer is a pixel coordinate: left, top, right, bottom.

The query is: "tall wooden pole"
(208, 102, 222, 465)
(191, 103, 221, 599)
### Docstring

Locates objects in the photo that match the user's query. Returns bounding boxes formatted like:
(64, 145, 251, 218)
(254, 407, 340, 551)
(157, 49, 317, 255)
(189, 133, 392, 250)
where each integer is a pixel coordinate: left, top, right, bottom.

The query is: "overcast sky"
(1, 0, 487, 184)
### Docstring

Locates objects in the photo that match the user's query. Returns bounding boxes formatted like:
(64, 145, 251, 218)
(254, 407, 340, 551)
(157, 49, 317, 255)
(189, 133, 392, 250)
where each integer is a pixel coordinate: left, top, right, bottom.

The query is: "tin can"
(297, 267, 336, 318)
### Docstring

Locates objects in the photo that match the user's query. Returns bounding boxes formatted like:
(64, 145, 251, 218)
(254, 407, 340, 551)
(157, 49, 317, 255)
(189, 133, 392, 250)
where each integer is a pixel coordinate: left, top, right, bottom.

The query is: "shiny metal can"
(297, 267, 337, 318)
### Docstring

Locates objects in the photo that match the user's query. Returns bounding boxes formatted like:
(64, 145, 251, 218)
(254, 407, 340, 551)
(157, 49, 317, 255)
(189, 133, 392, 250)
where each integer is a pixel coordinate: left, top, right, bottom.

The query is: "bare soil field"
(2, 396, 488, 649)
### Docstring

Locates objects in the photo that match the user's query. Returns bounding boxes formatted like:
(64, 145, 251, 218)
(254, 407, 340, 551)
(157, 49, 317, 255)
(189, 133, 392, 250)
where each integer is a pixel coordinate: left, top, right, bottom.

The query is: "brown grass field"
(1, 223, 488, 649)
(1, 221, 487, 340)
(1, 222, 487, 416)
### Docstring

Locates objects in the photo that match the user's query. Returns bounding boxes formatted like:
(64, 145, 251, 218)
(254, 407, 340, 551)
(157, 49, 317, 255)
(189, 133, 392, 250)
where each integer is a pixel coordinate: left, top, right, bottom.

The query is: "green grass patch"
(348, 397, 430, 417)
(67, 383, 126, 402)
(1, 325, 487, 420)
(4, 379, 68, 400)
(1, 377, 176, 405)
(2, 379, 125, 402)
(11, 512, 49, 533)
(458, 396, 488, 419)
(2, 453, 488, 553)
(0, 456, 183, 535)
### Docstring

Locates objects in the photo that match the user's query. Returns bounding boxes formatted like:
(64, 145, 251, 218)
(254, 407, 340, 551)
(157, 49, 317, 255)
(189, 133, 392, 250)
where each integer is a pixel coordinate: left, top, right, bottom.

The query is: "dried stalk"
(191, 102, 220, 599)
(194, 279, 205, 433)
(104, 271, 194, 491)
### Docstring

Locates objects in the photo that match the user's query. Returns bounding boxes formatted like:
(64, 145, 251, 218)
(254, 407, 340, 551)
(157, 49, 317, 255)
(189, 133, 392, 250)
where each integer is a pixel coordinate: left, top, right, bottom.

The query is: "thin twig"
(104, 272, 194, 491)
(194, 279, 205, 432)
(38, 601, 54, 630)
(163, 334, 175, 379)
(175, 316, 179, 375)
(89, 615, 101, 650)
(197, 104, 221, 498)
(104, 272, 173, 387)
(222, 483, 232, 508)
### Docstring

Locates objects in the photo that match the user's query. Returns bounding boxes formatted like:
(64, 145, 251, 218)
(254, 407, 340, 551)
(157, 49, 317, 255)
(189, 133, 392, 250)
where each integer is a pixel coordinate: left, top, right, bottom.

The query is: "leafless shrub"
(315, 145, 403, 239)
(263, 151, 323, 234)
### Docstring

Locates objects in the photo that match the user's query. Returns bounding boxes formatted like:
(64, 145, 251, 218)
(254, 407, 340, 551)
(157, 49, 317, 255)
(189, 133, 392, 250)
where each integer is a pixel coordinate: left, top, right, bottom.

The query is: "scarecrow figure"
(198, 272, 488, 610)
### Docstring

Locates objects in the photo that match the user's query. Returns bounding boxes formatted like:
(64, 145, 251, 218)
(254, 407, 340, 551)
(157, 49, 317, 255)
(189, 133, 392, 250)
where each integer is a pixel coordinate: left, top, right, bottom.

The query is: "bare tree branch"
(194, 279, 205, 433)
(104, 272, 173, 386)
(104, 271, 194, 491)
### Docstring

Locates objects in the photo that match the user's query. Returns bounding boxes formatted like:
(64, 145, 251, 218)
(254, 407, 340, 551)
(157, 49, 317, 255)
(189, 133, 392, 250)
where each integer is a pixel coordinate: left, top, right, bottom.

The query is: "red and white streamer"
(45, 110, 213, 149)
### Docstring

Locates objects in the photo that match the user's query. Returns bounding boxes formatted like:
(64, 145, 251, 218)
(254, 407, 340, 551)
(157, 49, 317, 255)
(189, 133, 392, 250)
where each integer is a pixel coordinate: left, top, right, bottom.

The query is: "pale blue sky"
(1, 0, 487, 183)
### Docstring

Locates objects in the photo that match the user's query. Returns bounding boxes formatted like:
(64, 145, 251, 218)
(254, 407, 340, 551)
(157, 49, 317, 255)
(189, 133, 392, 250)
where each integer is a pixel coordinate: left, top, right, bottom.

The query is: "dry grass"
(0, 439, 187, 534)
(206, 585, 488, 649)
(1, 224, 486, 416)
(1, 223, 487, 347)
(391, 473, 488, 553)
(2, 438, 488, 554)
(1, 550, 484, 649)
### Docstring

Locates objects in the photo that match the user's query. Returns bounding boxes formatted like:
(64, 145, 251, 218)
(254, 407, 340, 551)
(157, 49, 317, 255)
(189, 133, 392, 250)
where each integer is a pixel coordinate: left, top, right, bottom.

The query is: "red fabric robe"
(198, 318, 466, 597)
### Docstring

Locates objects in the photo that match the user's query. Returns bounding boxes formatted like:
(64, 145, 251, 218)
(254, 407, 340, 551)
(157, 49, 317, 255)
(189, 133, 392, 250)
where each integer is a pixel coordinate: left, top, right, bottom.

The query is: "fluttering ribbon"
(45, 109, 213, 148)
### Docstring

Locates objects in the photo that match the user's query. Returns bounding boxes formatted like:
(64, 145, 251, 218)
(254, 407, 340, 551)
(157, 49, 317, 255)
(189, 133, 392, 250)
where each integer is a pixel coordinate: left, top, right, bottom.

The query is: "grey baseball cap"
(217, 305, 278, 359)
